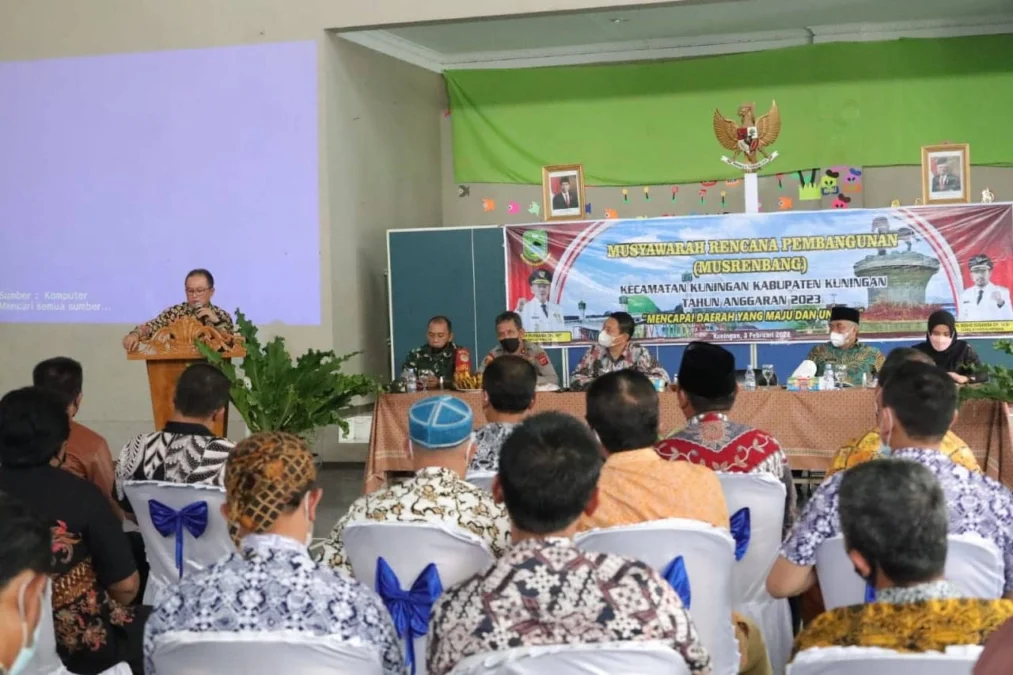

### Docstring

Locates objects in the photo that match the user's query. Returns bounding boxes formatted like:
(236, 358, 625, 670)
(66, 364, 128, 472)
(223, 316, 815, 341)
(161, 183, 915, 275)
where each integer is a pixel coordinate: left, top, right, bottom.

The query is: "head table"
(363, 389, 1013, 494)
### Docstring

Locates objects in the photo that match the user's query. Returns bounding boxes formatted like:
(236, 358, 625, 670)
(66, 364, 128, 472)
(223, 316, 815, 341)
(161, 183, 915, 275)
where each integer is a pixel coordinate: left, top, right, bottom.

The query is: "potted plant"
(196, 310, 381, 439)
(959, 340, 1013, 404)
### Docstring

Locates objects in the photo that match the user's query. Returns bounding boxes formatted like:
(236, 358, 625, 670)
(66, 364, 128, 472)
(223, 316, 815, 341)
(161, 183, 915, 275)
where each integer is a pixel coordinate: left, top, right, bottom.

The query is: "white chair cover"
(574, 518, 740, 675)
(344, 521, 497, 675)
(815, 533, 1004, 610)
(717, 472, 792, 675)
(450, 640, 691, 675)
(122, 480, 232, 604)
(150, 629, 386, 674)
(464, 470, 496, 492)
(788, 645, 983, 675)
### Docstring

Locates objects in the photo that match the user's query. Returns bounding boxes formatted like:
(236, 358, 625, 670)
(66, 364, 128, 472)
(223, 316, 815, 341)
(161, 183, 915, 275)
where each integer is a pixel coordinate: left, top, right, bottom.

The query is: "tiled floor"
(315, 464, 367, 532)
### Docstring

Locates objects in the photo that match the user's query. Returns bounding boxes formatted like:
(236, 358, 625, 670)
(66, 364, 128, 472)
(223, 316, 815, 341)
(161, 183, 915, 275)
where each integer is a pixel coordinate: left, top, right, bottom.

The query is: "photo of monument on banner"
(503, 204, 1013, 345)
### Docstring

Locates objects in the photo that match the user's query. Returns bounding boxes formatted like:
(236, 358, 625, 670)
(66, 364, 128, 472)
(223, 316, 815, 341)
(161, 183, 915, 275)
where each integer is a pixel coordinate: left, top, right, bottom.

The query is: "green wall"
(447, 35, 1013, 186)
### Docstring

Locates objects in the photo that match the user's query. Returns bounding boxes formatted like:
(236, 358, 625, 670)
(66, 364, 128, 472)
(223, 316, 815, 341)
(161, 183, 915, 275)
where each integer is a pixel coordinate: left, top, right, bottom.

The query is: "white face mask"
(598, 331, 615, 348)
(829, 331, 848, 348)
(929, 335, 953, 352)
(9, 578, 45, 675)
(302, 496, 314, 548)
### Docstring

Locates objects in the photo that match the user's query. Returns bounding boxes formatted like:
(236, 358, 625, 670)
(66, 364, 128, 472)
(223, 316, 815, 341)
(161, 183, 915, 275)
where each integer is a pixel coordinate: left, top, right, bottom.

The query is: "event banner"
(504, 204, 1013, 345)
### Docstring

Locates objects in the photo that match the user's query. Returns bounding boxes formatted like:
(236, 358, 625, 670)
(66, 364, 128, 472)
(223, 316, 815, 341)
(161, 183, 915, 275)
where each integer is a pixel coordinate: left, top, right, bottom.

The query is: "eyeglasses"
(185, 287, 211, 295)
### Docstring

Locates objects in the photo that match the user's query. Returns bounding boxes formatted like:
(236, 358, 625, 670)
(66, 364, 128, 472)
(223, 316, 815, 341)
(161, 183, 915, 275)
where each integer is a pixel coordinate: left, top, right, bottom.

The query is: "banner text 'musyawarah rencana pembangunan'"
(605, 233, 900, 259)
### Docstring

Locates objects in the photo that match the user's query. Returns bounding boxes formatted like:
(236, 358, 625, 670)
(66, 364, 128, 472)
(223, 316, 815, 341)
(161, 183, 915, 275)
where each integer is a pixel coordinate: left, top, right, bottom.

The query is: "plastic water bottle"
(743, 367, 756, 391)
(404, 368, 418, 393)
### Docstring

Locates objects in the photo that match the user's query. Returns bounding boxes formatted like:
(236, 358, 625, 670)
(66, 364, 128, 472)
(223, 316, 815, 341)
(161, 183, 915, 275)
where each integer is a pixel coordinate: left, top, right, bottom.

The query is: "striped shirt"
(115, 421, 233, 508)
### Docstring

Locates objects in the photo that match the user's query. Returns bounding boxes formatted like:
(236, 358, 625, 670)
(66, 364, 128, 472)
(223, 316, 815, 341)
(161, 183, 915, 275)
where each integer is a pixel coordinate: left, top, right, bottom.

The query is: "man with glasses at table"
(121, 268, 234, 352)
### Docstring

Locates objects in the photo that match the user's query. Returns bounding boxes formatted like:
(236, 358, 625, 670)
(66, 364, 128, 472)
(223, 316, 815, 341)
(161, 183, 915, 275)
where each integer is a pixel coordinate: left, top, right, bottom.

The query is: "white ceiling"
(337, 0, 1013, 71)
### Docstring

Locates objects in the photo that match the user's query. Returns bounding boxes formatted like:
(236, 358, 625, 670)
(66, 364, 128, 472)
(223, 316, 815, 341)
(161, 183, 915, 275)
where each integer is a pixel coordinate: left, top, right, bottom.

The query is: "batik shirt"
(427, 537, 712, 675)
(570, 342, 669, 391)
(793, 581, 1013, 657)
(782, 448, 1013, 594)
(402, 342, 458, 381)
(656, 413, 796, 532)
(144, 534, 403, 674)
(467, 422, 518, 473)
(115, 421, 233, 513)
(803, 341, 885, 384)
(825, 428, 980, 478)
(320, 466, 510, 574)
(135, 302, 234, 336)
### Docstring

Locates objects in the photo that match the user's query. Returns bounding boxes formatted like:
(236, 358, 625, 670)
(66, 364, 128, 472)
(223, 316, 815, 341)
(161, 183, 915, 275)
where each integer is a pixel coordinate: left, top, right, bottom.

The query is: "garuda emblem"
(713, 101, 781, 172)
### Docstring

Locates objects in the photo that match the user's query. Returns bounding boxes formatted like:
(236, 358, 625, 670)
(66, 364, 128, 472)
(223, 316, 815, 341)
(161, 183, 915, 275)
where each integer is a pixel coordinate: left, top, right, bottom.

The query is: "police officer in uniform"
(479, 311, 559, 387)
(516, 269, 567, 334)
(401, 315, 458, 387)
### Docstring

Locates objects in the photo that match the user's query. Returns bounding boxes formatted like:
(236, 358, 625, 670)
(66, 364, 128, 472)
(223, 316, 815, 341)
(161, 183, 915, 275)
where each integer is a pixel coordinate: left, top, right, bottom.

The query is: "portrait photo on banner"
(542, 164, 586, 221)
(922, 143, 971, 205)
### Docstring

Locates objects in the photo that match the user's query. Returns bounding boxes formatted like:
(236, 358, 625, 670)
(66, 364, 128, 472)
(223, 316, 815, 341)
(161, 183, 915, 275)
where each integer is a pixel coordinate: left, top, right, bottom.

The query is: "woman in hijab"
(913, 310, 987, 384)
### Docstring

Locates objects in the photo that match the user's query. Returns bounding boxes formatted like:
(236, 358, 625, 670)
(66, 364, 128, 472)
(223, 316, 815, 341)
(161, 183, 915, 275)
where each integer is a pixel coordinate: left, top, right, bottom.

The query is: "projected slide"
(0, 41, 320, 325)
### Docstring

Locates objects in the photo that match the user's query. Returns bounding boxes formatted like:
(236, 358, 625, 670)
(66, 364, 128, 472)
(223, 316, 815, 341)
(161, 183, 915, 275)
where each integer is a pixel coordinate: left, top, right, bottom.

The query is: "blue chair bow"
(730, 507, 751, 561)
(375, 557, 443, 675)
(662, 556, 692, 609)
(148, 500, 208, 578)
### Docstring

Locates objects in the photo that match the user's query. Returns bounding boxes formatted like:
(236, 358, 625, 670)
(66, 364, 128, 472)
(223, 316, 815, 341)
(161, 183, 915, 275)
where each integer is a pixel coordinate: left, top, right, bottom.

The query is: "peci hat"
(408, 395, 473, 449)
(969, 254, 994, 271)
(829, 306, 861, 324)
(677, 341, 737, 399)
(529, 268, 553, 286)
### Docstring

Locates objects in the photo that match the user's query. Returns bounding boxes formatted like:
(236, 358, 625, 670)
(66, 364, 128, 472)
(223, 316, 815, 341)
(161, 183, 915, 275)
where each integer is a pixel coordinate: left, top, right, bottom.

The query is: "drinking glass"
(834, 363, 849, 388)
(761, 364, 775, 388)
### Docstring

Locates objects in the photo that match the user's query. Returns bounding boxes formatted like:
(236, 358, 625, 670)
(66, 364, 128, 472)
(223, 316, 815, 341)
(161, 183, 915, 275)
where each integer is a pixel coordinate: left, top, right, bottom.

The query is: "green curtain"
(447, 35, 1013, 185)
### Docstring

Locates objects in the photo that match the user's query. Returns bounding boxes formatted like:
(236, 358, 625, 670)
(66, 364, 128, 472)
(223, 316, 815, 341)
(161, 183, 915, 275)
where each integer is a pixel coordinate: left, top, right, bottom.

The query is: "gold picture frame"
(542, 164, 586, 221)
(921, 143, 970, 205)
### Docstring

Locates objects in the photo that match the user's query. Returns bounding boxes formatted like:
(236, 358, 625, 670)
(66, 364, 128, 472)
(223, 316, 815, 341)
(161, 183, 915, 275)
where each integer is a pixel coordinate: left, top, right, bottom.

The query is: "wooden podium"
(127, 316, 246, 437)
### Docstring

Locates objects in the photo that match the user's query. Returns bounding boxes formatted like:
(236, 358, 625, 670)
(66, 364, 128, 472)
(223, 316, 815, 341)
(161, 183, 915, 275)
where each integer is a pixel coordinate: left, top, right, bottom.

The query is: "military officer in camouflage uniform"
(402, 315, 458, 387)
(478, 311, 559, 387)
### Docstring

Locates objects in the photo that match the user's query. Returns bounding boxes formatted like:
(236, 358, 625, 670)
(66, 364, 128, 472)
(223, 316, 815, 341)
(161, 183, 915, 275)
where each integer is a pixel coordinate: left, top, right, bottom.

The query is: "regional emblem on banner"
(713, 101, 781, 172)
(521, 229, 549, 265)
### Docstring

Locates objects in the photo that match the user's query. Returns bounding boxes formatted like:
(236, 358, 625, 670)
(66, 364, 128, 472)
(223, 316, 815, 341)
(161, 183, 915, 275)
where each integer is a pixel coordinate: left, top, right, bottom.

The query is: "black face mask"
(500, 338, 520, 353)
(429, 344, 445, 354)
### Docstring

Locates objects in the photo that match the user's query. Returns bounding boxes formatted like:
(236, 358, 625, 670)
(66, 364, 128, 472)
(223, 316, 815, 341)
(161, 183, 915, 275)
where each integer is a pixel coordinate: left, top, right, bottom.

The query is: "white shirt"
(516, 297, 567, 333)
(959, 282, 1013, 321)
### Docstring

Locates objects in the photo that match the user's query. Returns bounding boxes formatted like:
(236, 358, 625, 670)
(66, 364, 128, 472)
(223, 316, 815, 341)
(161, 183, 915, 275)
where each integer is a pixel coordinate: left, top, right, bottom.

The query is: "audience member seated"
(427, 412, 712, 675)
(321, 395, 510, 573)
(570, 311, 669, 391)
(0, 491, 54, 675)
(974, 616, 1013, 675)
(115, 363, 234, 515)
(467, 355, 537, 473)
(794, 459, 1013, 656)
(0, 387, 146, 674)
(478, 311, 559, 387)
(578, 369, 727, 531)
(578, 369, 770, 675)
(768, 361, 1013, 601)
(143, 431, 403, 674)
(825, 348, 980, 479)
(33, 356, 122, 519)
(657, 341, 796, 533)
(913, 310, 988, 385)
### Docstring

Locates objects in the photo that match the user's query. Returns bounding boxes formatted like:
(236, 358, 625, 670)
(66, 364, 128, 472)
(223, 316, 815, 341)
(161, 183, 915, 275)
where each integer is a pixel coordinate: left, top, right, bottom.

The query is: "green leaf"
(195, 307, 381, 437)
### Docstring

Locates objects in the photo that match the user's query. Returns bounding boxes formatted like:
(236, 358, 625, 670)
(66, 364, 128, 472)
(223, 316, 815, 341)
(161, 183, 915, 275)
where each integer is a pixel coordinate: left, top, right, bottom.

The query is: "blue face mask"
(8, 578, 45, 675)
(878, 442, 892, 458)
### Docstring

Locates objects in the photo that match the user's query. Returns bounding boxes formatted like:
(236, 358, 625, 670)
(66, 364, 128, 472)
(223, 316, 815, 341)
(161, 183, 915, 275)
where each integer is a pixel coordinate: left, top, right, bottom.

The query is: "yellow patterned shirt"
(793, 598, 1013, 656)
(826, 429, 981, 479)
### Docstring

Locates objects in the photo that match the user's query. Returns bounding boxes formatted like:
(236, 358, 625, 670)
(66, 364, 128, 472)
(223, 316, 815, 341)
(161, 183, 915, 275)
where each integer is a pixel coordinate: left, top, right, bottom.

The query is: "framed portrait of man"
(542, 164, 586, 221)
(921, 143, 970, 205)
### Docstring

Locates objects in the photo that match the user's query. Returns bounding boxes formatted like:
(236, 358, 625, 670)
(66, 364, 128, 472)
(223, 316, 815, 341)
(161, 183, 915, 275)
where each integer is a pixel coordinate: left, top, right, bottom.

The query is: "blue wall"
(388, 227, 1012, 381)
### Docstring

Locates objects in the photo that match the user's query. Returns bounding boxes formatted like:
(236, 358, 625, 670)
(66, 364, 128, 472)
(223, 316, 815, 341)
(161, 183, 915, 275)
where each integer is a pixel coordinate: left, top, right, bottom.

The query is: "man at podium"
(121, 268, 235, 351)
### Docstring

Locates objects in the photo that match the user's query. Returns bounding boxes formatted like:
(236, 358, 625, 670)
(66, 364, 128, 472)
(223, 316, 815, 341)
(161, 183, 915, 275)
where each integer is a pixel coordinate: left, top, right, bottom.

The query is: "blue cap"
(408, 395, 474, 449)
